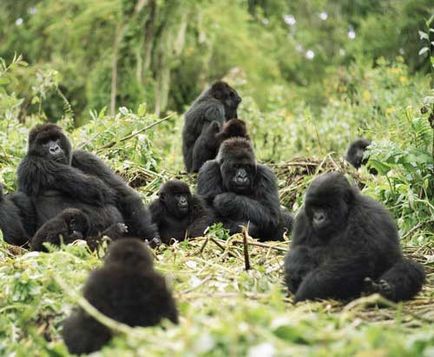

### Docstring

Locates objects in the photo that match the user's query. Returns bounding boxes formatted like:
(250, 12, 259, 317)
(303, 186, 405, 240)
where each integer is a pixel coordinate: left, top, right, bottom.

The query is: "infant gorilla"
(30, 208, 127, 251)
(62, 238, 178, 354)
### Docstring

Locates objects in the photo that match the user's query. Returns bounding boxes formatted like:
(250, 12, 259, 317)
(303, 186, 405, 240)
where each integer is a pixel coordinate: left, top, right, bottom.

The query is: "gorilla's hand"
(85, 176, 117, 206)
(213, 193, 239, 218)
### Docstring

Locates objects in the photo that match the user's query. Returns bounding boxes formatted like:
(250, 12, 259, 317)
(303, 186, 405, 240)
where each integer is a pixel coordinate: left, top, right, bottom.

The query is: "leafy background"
(0, 0, 433, 355)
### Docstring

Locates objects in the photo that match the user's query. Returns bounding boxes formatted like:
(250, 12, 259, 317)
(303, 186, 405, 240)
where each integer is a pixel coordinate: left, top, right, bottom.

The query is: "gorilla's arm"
(17, 157, 115, 206)
(284, 246, 318, 294)
(197, 160, 225, 205)
(149, 200, 164, 228)
(187, 196, 215, 237)
(191, 122, 220, 173)
(72, 150, 158, 241)
(213, 165, 281, 227)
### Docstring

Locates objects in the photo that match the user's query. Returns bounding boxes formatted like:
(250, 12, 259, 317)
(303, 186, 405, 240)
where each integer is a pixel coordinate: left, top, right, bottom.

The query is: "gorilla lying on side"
(197, 138, 291, 241)
(183, 81, 242, 172)
(192, 118, 250, 173)
(284, 172, 425, 302)
(62, 239, 178, 354)
(345, 138, 372, 169)
(150, 180, 215, 244)
(30, 208, 128, 251)
(0, 183, 36, 246)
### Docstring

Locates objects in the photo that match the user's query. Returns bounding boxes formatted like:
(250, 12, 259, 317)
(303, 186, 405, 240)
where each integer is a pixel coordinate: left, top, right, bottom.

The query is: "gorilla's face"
(304, 173, 354, 238)
(63, 209, 90, 240)
(161, 186, 192, 218)
(222, 161, 255, 194)
(210, 82, 241, 119)
(29, 130, 72, 165)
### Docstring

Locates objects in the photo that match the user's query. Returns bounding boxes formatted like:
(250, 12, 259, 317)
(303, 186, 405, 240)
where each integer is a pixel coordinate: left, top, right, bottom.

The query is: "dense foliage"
(0, 1, 433, 355)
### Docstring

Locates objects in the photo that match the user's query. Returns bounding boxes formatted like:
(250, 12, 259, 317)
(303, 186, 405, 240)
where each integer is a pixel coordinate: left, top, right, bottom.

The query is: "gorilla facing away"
(150, 180, 215, 244)
(182, 81, 242, 172)
(62, 238, 178, 354)
(345, 138, 372, 169)
(17, 124, 158, 243)
(197, 138, 291, 241)
(283, 172, 425, 302)
(30, 208, 128, 251)
(0, 183, 36, 246)
(192, 118, 250, 173)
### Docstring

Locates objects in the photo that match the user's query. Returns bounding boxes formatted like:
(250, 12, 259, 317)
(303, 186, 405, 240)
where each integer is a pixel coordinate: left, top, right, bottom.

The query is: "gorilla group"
(182, 81, 242, 172)
(197, 137, 292, 241)
(283, 172, 425, 302)
(17, 123, 159, 246)
(62, 239, 178, 354)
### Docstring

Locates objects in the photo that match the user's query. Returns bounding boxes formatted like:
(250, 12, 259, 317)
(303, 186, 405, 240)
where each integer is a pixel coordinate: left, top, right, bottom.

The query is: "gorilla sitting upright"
(182, 81, 242, 172)
(197, 138, 290, 241)
(283, 172, 425, 302)
(17, 124, 158, 242)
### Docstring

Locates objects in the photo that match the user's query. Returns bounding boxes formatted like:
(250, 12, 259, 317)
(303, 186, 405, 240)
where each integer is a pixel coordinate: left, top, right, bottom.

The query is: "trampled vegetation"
(0, 0, 433, 356)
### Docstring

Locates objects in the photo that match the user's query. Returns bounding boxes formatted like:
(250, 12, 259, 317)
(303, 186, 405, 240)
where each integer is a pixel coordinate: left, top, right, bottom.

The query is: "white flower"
(319, 11, 328, 21)
(305, 50, 315, 60)
(283, 15, 296, 26)
(15, 18, 24, 26)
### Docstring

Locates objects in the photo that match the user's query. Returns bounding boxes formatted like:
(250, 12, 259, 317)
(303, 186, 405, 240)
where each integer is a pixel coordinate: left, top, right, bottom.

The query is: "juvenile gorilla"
(192, 118, 250, 172)
(345, 138, 371, 169)
(150, 180, 215, 244)
(197, 138, 289, 241)
(62, 238, 178, 354)
(283, 172, 425, 302)
(30, 208, 128, 251)
(182, 81, 242, 172)
(0, 184, 36, 246)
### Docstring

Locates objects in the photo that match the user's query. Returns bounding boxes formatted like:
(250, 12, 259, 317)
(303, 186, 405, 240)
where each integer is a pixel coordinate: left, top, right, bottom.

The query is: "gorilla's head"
(304, 172, 355, 238)
(159, 180, 192, 218)
(219, 119, 250, 141)
(104, 238, 154, 270)
(28, 123, 72, 165)
(208, 81, 241, 119)
(61, 208, 90, 240)
(345, 138, 372, 169)
(217, 138, 256, 194)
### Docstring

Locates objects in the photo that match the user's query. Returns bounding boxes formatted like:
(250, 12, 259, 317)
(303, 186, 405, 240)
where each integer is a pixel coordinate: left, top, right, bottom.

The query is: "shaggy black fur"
(150, 180, 215, 244)
(62, 238, 178, 354)
(283, 172, 425, 302)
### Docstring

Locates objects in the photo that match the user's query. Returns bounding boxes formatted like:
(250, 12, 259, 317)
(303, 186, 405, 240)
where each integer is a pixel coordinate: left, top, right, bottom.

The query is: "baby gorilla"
(150, 180, 214, 244)
(345, 138, 371, 169)
(192, 119, 250, 172)
(62, 238, 178, 354)
(283, 172, 425, 302)
(30, 208, 127, 251)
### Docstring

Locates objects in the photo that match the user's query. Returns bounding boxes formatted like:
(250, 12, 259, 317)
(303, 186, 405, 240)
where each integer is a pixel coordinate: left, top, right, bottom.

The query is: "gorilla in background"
(283, 172, 425, 302)
(150, 180, 215, 244)
(182, 81, 242, 172)
(30, 208, 128, 251)
(0, 183, 36, 246)
(345, 138, 372, 169)
(17, 124, 158, 243)
(62, 238, 178, 354)
(192, 118, 250, 173)
(197, 138, 290, 241)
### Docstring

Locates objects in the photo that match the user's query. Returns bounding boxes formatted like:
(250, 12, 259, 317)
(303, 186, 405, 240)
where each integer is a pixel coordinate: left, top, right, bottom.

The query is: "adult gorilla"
(283, 172, 425, 302)
(17, 124, 157, 241)
(182, 81, 241, 172)
(197, 138, 288, 241)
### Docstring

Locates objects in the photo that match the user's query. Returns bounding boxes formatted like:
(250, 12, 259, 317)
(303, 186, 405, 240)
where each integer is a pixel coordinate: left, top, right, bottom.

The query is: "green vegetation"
(0, 1, 433, 356)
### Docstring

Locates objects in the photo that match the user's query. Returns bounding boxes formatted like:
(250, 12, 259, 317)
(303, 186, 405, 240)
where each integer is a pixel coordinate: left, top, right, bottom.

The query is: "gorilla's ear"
(210, 81, 228, 100)
(159, 192, 166, 201)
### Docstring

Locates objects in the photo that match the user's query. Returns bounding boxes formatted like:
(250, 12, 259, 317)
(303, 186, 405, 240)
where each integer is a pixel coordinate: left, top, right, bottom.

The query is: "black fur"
(192, 118, 250, 173)
(197, 138, 288, 241)
(62, 239, 178, 354)
(0, 184, 36, 246)
(182, 81, 241, 172)
(345, 138, 371, 169)
(283, 172, 425, 302)
(150, 180, 215, 244)
(17, 124, 124, 235)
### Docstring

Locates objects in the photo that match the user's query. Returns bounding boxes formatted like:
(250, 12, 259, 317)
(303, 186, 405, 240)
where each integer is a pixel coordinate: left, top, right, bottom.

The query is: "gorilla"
(149, 180, 215, 244)
(182, 81, 242, 172)
(283, 172, 425, 302)
(0, 183, 36, 246)
(30, 208, 128, 251)
(197, 138, 290, 241)
(17, 124, 158, 243)
(345, 138, 372, 169)
(192, 118, 250, 173)
(62, 238, 178, 354)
